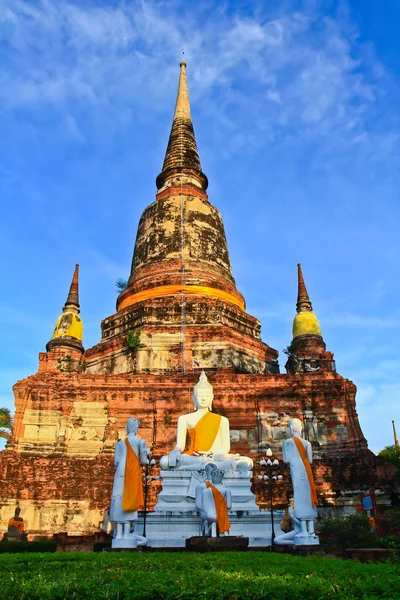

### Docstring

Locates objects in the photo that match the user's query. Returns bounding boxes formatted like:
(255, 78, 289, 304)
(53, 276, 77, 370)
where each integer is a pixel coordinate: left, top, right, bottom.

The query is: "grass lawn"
(0, 551, 399, 599)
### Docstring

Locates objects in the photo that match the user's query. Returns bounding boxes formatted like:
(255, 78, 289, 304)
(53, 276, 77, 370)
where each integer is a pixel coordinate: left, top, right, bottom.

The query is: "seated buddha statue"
(3, 507, 28, 542)
(159, 371, 252, 472)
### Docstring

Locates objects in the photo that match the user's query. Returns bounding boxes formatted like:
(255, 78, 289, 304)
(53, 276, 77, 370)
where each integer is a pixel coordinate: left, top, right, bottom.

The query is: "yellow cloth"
(292, 436, 318, 507)
(8, 518, 24, 533)
(122, 438, 144, 512)
(206, 481, 230, 534)
(187, 411, 222, 454)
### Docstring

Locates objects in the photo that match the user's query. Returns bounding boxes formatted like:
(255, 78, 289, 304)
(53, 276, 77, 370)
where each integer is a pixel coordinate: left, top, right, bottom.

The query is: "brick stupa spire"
(296, 263, 313, 313)
(286, 264, 334, 374)
(156, 61, 208, 192)
(92, 63, 279, 374)
(46, 264, 84, 354)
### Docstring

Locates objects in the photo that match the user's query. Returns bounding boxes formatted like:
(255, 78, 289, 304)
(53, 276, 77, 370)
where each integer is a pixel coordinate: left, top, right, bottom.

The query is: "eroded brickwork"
(0, 367, 381, 536)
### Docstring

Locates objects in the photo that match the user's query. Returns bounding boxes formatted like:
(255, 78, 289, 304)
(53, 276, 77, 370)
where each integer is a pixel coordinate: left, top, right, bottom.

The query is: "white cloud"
(0, 0, 391, 153)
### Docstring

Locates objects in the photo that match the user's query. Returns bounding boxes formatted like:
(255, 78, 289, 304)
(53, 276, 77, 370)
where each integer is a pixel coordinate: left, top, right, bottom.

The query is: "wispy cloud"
(1, 0, 393, 154)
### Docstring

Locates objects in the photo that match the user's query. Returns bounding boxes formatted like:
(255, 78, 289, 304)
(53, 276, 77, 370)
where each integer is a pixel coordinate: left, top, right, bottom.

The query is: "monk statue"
(282, 418, 319, 545)
(3, 507, 28, 542)
(196, 464, 231, 537)
(159, 371, 252, 472)
(110, 417, 148, 548)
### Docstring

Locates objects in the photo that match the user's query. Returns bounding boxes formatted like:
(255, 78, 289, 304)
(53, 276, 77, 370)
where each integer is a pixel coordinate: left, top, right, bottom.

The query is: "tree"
(379, 445, 400, 479)
(0, 407, 13, 440)
(115, 278, 128, 293)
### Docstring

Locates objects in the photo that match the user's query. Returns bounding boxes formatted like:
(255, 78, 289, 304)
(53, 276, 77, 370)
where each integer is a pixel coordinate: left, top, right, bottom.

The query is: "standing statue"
(159, 371, 252, 471)
(282, 418, 319, 545)
(196, 464, 231, 537)
(110, 417, 148, 548)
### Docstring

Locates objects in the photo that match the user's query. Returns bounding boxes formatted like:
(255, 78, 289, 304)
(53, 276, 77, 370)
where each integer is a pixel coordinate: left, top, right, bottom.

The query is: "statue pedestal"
(112, 538, 138, 549)
(1, 532, 28, 543)
(294, 533, 319, 546)
(154, 469, 258, 512)
(145, 468, 283, 547)
(186, 536, 249, 552)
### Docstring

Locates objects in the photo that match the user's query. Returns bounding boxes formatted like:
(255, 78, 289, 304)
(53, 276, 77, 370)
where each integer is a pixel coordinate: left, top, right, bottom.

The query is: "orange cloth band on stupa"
(122, 438, 144, 512)
(292, 436, 318, 507)
(187, 411, 222, 455)
(117, 285, 245, 312)
(206, 481, 230, 534)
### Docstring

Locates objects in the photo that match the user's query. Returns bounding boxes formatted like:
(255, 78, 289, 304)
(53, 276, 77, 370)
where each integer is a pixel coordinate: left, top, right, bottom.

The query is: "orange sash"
(122, 438, 144, 512)
(187, 411, 222, 454)
(206, 481, 230, 534)
(8, 518, 24, 533)
(292, 436, 318, 507)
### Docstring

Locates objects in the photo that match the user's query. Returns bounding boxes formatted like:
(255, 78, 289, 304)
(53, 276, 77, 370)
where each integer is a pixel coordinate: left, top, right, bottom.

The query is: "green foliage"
(380, 509, 400, 537)
(282, 345, 294, 356)
(56, 355, 71, 373)
(378, 536, 400, 549)
(0, 407, 13, 440)
(0, 541, 56, 553)
(126, 329, 144, 354)
(0, 551, 399, 599)
(116, 278, 128, 293)
(379, 445, 400, 479)
(319, 514, 377, 553)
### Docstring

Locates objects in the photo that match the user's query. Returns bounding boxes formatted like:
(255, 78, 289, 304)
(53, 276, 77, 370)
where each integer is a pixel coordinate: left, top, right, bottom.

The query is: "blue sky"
(1, 0, 399, 453)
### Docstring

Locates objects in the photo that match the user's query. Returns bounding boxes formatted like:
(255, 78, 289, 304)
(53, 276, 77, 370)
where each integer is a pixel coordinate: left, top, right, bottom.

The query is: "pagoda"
(0, 63, 379, 536)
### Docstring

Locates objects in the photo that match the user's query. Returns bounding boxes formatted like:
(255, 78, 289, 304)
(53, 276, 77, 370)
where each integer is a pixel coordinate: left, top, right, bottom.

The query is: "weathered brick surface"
(0, 366, 387, 535)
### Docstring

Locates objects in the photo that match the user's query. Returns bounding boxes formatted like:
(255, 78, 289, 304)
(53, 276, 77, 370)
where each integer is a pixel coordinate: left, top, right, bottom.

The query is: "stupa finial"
(63, 264, 80, 314)
(296, 263, 312, 313)
(156, 62, 208, 191)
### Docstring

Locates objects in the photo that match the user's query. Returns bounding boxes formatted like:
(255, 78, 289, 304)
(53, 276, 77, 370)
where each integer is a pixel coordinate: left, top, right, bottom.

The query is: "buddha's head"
(15, 506, 21, 518)
(193, 371, 213, 411)
(126, 417, 140, 435)
(288, 418, 302, 437)
(205, 463, 223, 485)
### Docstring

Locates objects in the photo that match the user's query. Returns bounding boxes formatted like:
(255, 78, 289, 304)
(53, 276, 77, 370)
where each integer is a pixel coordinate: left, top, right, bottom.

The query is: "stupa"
(0, 63, 380, 537)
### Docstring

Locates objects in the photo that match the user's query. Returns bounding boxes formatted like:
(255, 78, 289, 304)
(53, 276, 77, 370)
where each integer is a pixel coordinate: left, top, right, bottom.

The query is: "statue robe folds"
(205, 481, 230, 534)
(282, 436, 317, 520)
(7, 518, 24, 534)
(110, 438, 144, 522)
(187, 412, 222, 454)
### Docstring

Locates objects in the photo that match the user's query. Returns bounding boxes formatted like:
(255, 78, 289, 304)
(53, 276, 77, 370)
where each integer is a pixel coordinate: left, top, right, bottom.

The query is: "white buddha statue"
(282, 417, 319, 545)
(196, 464, 232, 537)
(159, 371, 252, 472)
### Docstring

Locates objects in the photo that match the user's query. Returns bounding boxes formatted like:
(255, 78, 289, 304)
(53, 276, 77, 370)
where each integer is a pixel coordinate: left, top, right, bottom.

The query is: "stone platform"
(141, 468, 283, 547)
(136, 509, 283, 548)
(186, 536, 249, 552)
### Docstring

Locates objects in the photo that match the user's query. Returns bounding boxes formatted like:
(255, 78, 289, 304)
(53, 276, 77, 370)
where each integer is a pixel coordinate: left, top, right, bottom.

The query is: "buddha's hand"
(168, 447, 181, 467)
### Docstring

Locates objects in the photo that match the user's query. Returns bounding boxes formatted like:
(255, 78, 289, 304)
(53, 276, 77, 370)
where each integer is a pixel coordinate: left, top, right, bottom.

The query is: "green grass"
(0, 551, 399, 599)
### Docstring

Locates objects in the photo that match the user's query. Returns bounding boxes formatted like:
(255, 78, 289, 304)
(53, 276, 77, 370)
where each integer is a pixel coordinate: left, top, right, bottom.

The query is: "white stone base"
(136, 510, 284, 548)
(294, 533, 320, 546)
(112, 538, 138, 549)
